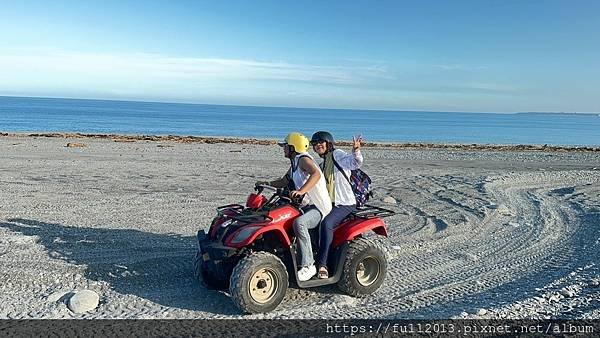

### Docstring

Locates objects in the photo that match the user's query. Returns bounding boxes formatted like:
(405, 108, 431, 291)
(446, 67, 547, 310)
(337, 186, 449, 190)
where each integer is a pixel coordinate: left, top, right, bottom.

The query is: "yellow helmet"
(278, 132, 309, 153)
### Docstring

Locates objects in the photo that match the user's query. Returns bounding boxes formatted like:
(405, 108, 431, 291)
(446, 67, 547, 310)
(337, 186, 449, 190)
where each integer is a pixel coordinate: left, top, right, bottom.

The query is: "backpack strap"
(331, 156, 352, 186)
(332, 157, 361, 205)
(291, 154, 311, 173)
(289, 154, 314, 190)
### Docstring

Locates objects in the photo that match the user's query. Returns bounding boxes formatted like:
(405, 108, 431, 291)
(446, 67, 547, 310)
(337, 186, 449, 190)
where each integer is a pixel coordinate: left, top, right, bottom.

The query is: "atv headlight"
(229, 226, 262, 244)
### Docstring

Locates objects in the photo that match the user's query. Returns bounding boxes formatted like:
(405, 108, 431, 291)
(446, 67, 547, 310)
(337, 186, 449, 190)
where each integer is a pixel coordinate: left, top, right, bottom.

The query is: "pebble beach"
(1, 133, 599, 319)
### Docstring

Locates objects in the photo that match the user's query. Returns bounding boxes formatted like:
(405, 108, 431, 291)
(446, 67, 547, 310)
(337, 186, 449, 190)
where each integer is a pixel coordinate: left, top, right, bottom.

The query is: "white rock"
(67, 290, 100, 313)
(383, 196, 397, 204)
(508, 222, 520, 227)
(477, 308, 488, 316)
(47, 290, 71, 303)
(465, 253, 479, 261)
(560, 289, 575, 298)
(497, 206, 513, 216)
(549, 294, 562, 302)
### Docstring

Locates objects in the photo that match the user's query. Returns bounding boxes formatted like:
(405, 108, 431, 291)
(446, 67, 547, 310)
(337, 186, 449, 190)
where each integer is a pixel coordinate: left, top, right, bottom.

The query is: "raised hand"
(352, 134, 363, 151)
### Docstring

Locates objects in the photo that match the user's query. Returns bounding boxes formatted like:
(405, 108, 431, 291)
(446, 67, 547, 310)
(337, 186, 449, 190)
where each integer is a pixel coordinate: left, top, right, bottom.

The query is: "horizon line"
(0, 94, 597, 115)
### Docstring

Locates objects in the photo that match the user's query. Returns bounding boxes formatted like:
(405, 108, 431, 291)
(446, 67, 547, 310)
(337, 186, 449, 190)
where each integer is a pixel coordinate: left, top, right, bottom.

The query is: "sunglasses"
(310, 140, 327, 146)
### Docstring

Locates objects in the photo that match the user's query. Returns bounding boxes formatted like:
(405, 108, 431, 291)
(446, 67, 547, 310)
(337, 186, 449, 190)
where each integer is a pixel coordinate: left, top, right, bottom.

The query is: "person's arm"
(334, 148, 363, 170)
(335, 134, 363, 169)
(290, 158, 321, 197)
(256, 169, 290, 188)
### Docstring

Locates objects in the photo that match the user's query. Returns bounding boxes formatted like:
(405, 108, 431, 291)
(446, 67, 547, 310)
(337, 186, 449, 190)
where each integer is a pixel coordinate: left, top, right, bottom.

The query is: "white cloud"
(0, 47, 392, 88)
(433, 64, 488, 71)
(460, 82, 518, 92)
(0, 47, 537, 111)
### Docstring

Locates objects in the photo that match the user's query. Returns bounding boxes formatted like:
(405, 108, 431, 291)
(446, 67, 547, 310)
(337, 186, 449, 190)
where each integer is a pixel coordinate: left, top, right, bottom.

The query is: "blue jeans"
(293, 206, 322, 267)
(317, 204, 356, 268)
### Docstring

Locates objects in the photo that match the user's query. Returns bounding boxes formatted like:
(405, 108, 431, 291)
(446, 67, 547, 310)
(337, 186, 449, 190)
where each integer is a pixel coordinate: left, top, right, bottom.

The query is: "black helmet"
(310, 131, 334, 145)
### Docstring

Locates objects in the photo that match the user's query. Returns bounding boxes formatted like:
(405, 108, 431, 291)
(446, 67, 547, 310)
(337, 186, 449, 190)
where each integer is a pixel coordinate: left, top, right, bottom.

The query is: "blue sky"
(0, 0, 599, 112)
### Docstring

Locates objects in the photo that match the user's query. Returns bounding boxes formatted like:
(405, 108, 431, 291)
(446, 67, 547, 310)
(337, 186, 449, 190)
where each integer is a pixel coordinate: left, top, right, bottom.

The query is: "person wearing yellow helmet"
(256, 132, 332, 281)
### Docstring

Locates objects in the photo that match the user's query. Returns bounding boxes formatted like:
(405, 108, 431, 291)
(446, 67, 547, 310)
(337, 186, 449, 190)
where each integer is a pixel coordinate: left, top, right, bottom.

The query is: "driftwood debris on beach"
(3, 132, 599, 152)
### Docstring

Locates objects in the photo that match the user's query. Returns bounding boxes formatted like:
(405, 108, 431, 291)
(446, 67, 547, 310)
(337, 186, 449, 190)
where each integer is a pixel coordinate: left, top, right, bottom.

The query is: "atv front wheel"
(338, 237, 387, 296)
(194, 251, 228, 289)
(229, 252, 288, 314)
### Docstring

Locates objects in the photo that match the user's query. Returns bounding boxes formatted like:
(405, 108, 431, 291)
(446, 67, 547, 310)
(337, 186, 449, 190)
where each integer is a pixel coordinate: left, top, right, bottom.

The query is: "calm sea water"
(1, 96, 599, 146)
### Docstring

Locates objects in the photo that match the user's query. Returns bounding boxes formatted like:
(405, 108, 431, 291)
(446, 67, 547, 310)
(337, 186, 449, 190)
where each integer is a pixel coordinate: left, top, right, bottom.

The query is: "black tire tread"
(229, 251, 289, 314)
(338, 237, 387, 297)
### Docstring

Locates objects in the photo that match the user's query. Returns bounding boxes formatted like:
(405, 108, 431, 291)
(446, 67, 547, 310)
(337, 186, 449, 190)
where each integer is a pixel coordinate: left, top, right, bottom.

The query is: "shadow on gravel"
(0, 218, 240, 315)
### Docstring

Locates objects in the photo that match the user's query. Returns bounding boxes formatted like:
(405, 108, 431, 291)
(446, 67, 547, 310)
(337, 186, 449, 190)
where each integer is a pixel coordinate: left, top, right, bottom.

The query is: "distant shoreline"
(2, 131, 599, 152)
(2, 95, 599, 115)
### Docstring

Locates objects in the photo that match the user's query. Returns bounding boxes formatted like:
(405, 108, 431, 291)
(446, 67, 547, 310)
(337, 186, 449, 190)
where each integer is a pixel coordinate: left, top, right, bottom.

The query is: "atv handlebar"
(254, 184, 304, 207)
(278, 193, 304, 206)
(254, 184, 278, 194)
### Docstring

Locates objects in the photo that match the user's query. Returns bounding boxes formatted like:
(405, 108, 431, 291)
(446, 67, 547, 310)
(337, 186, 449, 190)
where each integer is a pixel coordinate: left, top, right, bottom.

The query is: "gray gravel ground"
(0, 135, 599, 319)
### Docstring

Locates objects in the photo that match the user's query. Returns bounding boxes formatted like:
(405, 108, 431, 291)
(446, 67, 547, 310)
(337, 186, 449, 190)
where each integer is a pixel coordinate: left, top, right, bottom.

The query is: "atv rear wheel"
(229, 252, 288, 314)
(338, 237, 387, 296)
(194, 251, 228, 289)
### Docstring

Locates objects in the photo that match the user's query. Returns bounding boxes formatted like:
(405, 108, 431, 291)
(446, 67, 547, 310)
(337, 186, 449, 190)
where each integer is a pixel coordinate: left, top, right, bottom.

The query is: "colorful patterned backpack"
(332, 160, 373, 207)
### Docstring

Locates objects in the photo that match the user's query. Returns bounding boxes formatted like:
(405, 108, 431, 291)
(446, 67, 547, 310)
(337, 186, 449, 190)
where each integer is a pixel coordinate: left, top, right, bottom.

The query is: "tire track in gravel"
(261, 171, 600, 319)
(377, 171, 599, 318)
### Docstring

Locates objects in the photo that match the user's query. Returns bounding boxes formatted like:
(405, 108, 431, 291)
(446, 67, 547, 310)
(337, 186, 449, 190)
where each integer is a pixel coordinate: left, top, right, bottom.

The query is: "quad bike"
(194, 185, 395, 314)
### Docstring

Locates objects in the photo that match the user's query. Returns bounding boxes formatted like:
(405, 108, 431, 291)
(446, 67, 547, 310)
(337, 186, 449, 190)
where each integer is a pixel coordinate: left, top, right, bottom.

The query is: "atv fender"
(225, 227, 292, 248)
(224, 205, 300, 248)
(331, 218, 387, 248)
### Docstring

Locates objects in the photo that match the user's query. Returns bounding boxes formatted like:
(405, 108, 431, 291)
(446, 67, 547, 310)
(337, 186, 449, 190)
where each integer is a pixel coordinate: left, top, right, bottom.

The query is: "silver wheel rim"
(356, 255, 380, 287)
(249, 268, 278, 303)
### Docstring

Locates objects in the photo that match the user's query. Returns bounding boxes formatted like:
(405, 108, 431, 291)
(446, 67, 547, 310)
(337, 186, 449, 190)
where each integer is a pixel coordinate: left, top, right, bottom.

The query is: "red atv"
(194, 185, 394, 314)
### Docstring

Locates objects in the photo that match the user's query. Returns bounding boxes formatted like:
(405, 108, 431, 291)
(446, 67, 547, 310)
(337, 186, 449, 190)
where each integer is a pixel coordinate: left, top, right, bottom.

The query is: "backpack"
(332, 159, 372, 207)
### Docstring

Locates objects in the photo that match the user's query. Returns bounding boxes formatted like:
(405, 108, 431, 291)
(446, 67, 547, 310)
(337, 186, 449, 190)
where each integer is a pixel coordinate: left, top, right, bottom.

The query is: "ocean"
(1, 96, 599, 146)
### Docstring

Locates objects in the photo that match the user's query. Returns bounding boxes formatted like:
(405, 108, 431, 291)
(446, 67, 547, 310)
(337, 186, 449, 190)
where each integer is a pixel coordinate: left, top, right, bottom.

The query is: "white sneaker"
(297, 265, 317, 282)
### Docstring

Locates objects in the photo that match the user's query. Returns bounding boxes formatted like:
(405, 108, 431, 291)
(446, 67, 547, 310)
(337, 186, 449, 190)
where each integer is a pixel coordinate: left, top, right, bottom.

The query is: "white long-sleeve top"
(323, 148, 363, 206)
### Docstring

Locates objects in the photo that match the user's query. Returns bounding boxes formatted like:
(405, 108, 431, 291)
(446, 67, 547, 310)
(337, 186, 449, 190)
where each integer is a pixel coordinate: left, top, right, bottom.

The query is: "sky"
(0, 0, 599, 112)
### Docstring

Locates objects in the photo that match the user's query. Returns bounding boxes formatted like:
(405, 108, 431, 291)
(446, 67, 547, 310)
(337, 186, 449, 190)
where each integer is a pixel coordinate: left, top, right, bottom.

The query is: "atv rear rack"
(351, 204, 395, 219)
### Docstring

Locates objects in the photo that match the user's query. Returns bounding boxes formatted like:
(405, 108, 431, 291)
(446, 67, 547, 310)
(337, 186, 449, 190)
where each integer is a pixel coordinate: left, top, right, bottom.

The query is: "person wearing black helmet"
(310, 131, 364, 279)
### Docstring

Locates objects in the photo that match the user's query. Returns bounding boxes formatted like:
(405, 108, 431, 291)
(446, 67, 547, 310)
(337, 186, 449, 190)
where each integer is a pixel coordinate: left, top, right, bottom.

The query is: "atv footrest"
(293, 243, 349, 288)
(297, 276, 338, 288)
